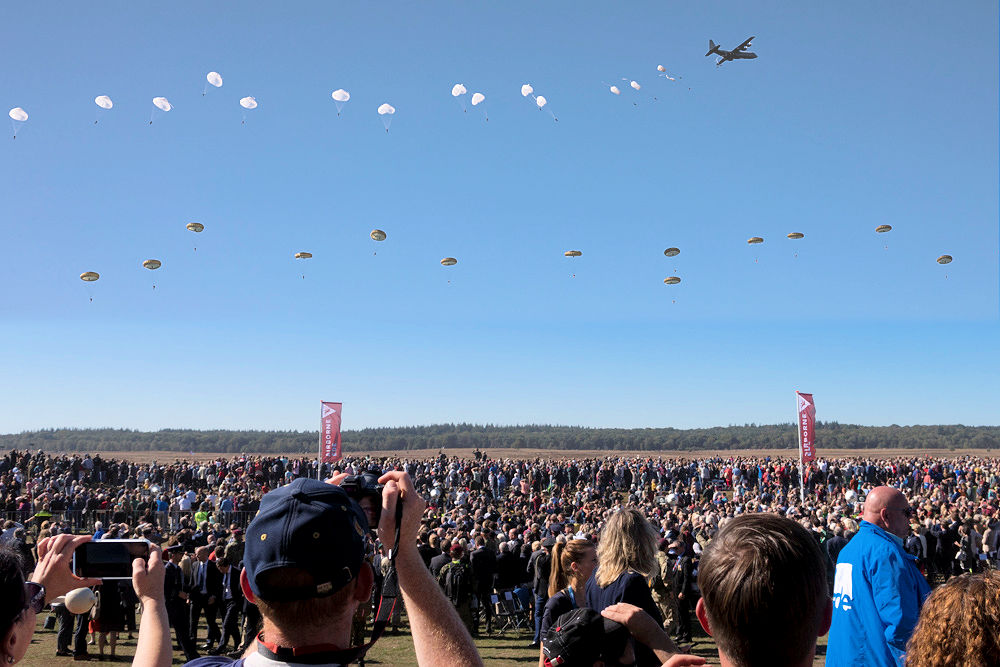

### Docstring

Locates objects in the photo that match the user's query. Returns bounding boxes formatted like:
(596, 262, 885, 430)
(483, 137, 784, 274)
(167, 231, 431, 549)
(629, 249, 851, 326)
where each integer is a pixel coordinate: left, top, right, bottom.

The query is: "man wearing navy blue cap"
(134, 472, 483, 667)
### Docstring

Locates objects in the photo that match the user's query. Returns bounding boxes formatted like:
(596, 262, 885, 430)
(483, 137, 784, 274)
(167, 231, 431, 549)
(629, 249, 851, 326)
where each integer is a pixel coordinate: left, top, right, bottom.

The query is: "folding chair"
(490, 593, 516, 634)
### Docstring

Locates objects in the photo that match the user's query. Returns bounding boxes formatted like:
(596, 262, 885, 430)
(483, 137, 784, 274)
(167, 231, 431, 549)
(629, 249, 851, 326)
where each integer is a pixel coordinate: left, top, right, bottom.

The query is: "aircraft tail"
(706, 39, 721, 57)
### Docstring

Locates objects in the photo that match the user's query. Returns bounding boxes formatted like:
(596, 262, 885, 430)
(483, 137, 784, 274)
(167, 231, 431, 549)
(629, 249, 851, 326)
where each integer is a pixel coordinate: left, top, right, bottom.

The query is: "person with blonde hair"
(537, 539, 597, 667)
(905, 570, 1000, 667)
(586, 508, 669, 667)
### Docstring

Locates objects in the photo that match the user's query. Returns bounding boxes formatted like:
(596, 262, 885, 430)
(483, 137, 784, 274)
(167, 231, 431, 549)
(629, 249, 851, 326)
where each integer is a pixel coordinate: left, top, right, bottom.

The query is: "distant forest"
(0, 423, 997, 455)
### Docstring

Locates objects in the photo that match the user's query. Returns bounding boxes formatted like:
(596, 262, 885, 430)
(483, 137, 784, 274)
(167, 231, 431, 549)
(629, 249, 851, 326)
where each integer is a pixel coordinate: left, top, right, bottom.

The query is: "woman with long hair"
(906, 570, 1000, 667)
(586, 508, 667, 667)
(537, 539, 597, 667)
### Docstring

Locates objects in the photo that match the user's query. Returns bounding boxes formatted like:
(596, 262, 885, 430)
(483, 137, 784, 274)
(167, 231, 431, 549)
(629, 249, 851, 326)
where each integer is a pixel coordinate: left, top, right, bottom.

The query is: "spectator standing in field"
(692, 513, 831, 667)
(827, 486, 931, 667)
(538, 539, 598, 667)
(133, 473, 482, 667)
(437, 543, 475, 635)
(469, 535, 497, 634)
(586, 508, 668, 667)
(165, 545, 200, 661)
(528, 537, 554, 647)
(649, 539, 679, 637)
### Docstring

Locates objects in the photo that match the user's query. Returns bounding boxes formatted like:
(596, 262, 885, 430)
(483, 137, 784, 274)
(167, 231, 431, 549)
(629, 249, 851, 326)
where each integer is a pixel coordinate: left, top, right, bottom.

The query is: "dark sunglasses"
(23, 581, 46, 615)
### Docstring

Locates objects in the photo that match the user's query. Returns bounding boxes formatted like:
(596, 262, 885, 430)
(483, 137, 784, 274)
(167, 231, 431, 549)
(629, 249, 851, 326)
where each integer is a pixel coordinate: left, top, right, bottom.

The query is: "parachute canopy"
(331, 89, 350, 102)
(294, 252, 312, 259)
(206, 72, 223, 88)
(663, 276, 681, 285)
(630, 80, 641, 90)
(142, 259, 161, 270)
(186, 222, 204, 233)
(440, 257, 458, 266)
(875, 225, 892, 233)
(80, 271, 100, 282)
(787, 232, 804, 239)
(370, 229, 386, 242)
(937, 255, 953, 265)
(8, 107, 27, 122)
(378, 103, 395, 115)
(564, 250, 582, 257)
(451, 83, 467, 97)
(239, 96, 258, 110)
(471, 92, 485, 106)
(94, 95, 113, 110)
(610, 85, 620, 95)
(657, 65, 666, 72)
(747, 237, 764, 244)
(521, 84, 533, 97)
(536, 96, 547, 108)
(663, 247, 680, 257)
(152, 97, 171, 112)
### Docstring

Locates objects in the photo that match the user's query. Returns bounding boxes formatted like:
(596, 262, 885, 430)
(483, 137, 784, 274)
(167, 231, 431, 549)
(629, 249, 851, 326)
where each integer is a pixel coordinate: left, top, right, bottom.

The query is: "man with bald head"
(826, 486, 931, 666)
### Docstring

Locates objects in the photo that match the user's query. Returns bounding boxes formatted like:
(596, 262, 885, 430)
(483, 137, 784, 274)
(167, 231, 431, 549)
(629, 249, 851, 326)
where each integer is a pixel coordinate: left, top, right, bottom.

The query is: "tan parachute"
(663, 276, 681, 285)
(875, 225, 892, 233)
(564, 250, 582, 257)
(787, 232, 804, 239)
(663, 247, 680, 257)
(80, 271, 100, 282)
(186, 222, 204, 233)
(294, 252, 312, 259)
(936, 255, 952, 265)
(747, 237, 764, 244)
(142, 259, 161, 270)
(370, 229, 387, 242)
(440, 257, 458, 266)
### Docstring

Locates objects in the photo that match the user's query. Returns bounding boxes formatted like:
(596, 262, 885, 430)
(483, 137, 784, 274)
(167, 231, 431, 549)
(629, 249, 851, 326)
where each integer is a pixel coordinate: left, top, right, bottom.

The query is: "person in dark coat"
(494, 542, 521, 591)
(164, 545, 199, 661)
(670, 541, 695, 644)
(210, 557, 244, 655)
(188, 545, 223, 652)
(528, 537, 554, 647)
(469, 536, 498, 634)
(429, 538, 452, 579)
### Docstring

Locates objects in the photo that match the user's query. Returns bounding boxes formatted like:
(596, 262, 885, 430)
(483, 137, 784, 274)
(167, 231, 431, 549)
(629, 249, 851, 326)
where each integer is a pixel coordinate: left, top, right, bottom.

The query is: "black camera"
(340, 472, 384, 528)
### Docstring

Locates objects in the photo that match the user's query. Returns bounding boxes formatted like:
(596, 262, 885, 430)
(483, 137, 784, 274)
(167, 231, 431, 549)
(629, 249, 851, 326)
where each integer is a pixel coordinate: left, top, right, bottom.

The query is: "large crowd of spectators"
(1, 446, 998, 664)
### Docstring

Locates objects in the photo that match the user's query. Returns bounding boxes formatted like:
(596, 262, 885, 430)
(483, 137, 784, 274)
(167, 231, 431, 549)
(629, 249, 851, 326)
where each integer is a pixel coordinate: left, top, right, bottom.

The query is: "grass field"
(23, 607, 830, 666)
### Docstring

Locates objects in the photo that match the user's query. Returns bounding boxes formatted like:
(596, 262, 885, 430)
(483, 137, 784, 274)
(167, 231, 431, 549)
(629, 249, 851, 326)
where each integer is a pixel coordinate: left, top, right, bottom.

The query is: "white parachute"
(521, 84, 534, 97)
(93, 96, 113, 125)
(451, 83, 468, 112)
(470, 92, 487, 121)
(535, 95, 557, 121)
(378, 103, 396, 132)
(204, 71, 223, 96)
(609, 85, 621, 95)
(331, 89, 350, 116)
(630, 80, 641, 90)
(149, 98, 171, 125)
(239, 96, 257, 125)
(9, 106, 27, 137)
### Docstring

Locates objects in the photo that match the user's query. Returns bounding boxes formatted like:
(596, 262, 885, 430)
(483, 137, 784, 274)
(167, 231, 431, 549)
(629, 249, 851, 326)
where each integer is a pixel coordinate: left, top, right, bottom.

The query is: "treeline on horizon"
(0, 423, 997, 455)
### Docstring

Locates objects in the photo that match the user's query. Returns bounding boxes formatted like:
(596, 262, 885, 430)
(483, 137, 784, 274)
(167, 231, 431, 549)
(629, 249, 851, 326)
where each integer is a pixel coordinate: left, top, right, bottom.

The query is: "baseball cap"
(244, 478, 369, 601)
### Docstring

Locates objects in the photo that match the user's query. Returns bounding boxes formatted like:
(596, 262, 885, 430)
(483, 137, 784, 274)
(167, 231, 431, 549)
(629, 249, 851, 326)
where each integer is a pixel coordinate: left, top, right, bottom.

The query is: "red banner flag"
(796, 392, 816, 462)
(320, 402, 343, 464)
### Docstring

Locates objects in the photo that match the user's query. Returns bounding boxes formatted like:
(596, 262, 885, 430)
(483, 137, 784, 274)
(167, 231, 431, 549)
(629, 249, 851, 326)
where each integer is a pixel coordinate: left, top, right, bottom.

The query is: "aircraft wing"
(735, 36, 755, 52)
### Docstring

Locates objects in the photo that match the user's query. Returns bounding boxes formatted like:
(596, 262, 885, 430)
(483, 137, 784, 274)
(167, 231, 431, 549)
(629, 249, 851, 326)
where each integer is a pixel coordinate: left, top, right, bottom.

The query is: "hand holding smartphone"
(72, 539, 152, 579)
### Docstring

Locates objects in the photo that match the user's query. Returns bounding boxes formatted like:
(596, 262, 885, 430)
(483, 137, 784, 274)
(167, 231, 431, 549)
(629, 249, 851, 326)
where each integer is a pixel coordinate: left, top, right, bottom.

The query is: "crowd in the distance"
(1, 446, 999, 666)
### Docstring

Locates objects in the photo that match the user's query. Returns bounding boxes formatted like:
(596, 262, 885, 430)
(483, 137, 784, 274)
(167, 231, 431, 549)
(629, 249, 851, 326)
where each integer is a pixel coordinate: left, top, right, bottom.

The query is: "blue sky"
(1, 2, 997, 433)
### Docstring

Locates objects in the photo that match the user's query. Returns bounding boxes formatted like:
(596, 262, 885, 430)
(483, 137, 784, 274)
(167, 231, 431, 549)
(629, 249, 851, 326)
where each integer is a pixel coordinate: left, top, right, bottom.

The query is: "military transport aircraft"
(706, 37, 757, 66)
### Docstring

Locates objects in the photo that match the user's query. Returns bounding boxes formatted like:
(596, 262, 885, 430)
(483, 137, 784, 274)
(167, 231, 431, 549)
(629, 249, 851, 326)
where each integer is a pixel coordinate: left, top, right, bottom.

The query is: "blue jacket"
(826, 520, 931, 667)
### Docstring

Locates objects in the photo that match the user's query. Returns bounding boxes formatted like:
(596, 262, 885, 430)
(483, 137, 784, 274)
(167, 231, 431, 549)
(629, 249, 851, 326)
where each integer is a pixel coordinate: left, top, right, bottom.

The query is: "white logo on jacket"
(832, 563, 853, 611)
